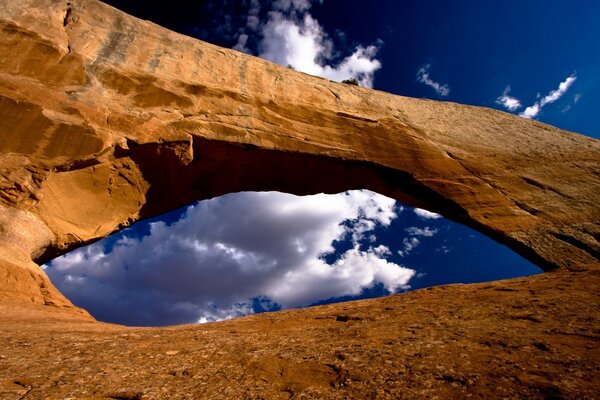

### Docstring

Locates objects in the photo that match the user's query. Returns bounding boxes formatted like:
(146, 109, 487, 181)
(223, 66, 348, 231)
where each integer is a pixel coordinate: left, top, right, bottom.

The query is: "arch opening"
(43, 190, 541, 327)
(33, 136, 563, 273)
(0, 0, 596, 323)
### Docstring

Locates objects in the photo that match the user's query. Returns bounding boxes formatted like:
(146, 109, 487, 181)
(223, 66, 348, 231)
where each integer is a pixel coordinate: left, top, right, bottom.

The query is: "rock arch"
(0, 0, 598, 313)
(1, 1, 600, 397)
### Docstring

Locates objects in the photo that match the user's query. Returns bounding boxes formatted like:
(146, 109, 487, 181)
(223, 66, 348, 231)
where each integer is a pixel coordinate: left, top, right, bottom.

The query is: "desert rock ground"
(1, 271, 599, 399)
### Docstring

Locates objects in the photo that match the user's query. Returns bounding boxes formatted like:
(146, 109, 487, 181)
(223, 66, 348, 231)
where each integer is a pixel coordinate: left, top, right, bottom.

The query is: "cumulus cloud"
(520, 103, 541, 119)
(520, 74, 577, 119)
(496, 86, 522, 111)
(233, 0, 382, 87)
(416, 64, 450, 96)
(258, 11, 381, 87)
(46, 191, 415, 326)
(413, 208, 442, 219)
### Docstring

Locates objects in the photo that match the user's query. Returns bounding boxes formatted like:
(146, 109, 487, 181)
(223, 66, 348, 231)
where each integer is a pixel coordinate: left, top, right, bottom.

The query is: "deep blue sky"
(312, 0, 599, 137)
(45, 1, 598, 326)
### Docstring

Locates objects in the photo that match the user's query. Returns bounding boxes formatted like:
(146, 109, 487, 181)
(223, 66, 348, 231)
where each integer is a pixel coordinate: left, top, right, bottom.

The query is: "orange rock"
(0, 0, 598, 398)
(1, 0, 597, 306)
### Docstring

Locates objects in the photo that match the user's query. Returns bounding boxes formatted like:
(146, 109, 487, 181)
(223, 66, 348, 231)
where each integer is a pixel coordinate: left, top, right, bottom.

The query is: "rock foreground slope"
(0, 0, 598, 398)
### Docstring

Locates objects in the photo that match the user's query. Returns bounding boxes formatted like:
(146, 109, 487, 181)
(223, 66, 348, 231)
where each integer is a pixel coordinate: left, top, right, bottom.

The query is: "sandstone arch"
(1, 1, 599, 397)
(0, 0, 598, 310)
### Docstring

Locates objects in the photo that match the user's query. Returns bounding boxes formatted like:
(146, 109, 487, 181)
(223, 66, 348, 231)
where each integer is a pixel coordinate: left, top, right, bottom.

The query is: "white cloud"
(496, 86, 522, 111)
(234, 0, 382, 87)
(406, 226, 439, 237)
(398, 226, 439, 257)
(258, 12, 382, 87)
(398, 237, 420, 257)
(540, 74, 577, 105)
(46, 191, 415, 326)
(520, 74, 577, 119)
(413, 208, 442, 219)
(416, 64, 450, 96)
(370, 244, 392, 257)
(520, 103, 541, 119)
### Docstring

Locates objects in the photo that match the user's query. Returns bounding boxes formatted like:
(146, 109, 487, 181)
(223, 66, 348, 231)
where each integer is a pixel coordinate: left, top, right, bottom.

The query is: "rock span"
(0, 0, 598, 398)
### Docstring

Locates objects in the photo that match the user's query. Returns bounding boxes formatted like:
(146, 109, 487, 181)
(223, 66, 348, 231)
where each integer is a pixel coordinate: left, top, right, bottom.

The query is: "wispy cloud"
(405, 226, 439, 237)
(398, 225, 439, 257)
(562, 93, 582, 113)
(496, 86, 522, 111)
(398, 237, 420, 257)
(416, 64, 450, 96)
(520, 74, 577, 119)
(436, 245, 451, 254)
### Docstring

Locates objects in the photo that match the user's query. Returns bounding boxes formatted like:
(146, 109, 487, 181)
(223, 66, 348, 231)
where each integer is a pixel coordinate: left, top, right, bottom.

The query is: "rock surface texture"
(0, 0, 598, 398)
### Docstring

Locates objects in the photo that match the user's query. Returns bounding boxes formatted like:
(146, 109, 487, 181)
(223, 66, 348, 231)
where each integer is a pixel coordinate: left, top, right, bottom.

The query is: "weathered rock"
(0, 0, 599, 398)
(1, 0, 598, 305)
(1, 272, 599, 399)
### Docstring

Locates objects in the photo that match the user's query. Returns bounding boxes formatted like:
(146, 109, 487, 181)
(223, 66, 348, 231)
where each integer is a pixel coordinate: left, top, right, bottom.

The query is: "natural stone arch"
(1, 1, 600, 398)
(0, 0, 598, 313)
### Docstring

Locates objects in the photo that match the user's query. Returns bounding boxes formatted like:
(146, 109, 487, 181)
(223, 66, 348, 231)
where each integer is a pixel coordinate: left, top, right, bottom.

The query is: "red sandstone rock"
(0, 0, 598, 398)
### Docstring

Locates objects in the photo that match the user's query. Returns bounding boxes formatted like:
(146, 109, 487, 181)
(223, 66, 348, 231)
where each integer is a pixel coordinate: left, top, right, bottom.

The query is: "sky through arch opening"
(44, 190, 541, 326)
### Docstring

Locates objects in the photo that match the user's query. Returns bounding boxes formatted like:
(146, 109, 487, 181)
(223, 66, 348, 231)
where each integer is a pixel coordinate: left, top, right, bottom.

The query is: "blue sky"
(45, 0, 598, 326)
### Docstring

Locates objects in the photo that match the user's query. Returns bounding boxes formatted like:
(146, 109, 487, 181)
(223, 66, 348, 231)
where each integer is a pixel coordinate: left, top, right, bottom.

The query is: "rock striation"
(0, 0, 599, 398)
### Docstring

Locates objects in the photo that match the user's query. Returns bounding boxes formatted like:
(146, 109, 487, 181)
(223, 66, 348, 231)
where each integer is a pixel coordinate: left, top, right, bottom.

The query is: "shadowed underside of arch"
(0, 1, 599, 398)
